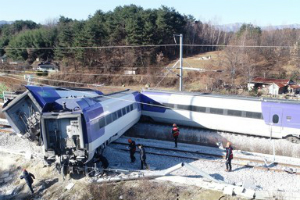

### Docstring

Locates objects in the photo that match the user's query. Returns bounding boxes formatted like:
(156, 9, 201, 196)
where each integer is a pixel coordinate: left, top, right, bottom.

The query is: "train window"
(126, 105, 130, 113)
(99, 117, 106, 129)
(122, 107, 127, 115)
(133, 103, 136, 109)
(246, 112, 262, 119)
(118, 109, 122, 118)
(273, 114, 279, 124)
(106, 114, 112, 125)
(177, 105, 191, 111)
(193, 106, 206, 112)
(112, 112, 117, 121)
(130, 104, 134, 111)
(227, 110, 242, 117)
(210, 108, 224, 115)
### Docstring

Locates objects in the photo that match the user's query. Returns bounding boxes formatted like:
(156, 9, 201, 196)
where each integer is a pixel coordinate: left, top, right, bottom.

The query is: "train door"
(269, 107, 282, 136)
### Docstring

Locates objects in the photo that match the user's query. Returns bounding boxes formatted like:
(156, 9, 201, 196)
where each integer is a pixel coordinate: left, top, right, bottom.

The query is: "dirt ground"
(0, 149, 246, 200)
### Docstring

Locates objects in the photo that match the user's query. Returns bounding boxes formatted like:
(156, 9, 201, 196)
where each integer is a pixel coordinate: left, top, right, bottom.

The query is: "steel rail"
(112, 142, 300, 174)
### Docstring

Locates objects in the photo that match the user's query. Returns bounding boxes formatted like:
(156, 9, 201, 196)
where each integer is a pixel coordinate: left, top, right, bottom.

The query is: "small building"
(248, 77, 294, 95)
(288, 85, 300, 95)
(124, 67, 137, 75)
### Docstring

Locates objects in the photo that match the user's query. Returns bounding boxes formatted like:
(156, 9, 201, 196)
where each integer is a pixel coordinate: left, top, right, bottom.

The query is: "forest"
(0, 5, 300, 91)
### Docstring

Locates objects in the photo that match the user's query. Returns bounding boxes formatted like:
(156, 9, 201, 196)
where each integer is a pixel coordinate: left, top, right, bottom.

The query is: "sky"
(0, 0, 299, 26)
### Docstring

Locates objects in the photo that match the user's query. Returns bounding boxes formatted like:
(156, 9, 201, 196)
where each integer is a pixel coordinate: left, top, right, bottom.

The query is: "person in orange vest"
(172, 123, 180, 148)
(225, 142, 233, 172)
(128, 139, 136, 163)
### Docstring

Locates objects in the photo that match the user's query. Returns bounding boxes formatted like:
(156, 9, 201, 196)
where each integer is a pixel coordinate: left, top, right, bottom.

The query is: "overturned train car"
(2, 86, 103, 143)
(3, 86, 141, 174)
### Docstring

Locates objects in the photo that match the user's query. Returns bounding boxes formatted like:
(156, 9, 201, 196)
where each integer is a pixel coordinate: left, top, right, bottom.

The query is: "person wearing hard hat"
(128, 139, 136, 163)
(172, 123, 180, 148)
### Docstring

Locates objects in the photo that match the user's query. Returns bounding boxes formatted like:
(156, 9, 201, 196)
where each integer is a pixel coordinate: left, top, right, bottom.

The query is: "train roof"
(25, 85, 103, 108)
(142, 89, 300, 104)
(93, 89, 137, 102)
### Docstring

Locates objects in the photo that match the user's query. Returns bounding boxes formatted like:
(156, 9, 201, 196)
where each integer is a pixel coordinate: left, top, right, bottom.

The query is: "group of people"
(128, 139, 149, 169)
(126, 123, 180, 170)
(127, 123, 234, 172)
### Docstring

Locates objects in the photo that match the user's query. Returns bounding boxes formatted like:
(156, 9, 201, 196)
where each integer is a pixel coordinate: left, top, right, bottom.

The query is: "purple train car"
(141, 89, 300, 143)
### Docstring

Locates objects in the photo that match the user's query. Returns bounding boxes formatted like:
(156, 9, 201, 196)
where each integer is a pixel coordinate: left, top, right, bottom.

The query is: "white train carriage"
(141, 90, 298, 139)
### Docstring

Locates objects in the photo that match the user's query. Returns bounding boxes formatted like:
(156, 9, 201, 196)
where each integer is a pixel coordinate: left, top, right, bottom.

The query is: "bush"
(0, 83, 8, 99)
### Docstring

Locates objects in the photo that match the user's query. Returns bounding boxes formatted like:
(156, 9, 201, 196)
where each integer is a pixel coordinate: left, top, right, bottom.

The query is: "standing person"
(20, 169, 35, 194)
(172, 123, 180, 148)
(137, 144, 149, 170)
(128, 139, 136, 163)
(225, 142, 233, 172)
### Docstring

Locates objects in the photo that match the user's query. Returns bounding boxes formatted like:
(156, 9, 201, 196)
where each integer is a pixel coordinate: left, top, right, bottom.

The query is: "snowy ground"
(108, 136, 300, 196)
(1, 128, 300, 199)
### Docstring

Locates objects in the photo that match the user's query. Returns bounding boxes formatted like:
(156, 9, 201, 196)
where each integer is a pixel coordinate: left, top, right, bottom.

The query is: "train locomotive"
(141, 89, 300, 142)
(3, 86, 141, 174)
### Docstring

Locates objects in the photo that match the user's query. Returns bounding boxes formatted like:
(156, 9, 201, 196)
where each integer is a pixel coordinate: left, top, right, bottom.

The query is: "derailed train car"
(3, 86, 141, 174)
(2, 86, 103, 143)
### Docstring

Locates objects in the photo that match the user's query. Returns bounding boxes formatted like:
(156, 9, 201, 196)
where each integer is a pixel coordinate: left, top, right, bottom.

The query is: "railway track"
(111, 141, 300, 175)
(2, 119, 300, 174)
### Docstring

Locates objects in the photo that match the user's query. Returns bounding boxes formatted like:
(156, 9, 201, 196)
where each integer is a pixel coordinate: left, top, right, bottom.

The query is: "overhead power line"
(0, 70, 177, 78)
(2, 44, 177, 50)
(5, 74, 135, 89)
(184, 44, 295, 48)
(1, 43, 297, 50)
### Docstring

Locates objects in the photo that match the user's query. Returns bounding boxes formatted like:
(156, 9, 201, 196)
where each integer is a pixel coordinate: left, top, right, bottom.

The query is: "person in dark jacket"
(20, 169, 35, 194)
(225, 142, 233, 172)
(128, 139, 136, 163)
(137, 144, 149, 170)
(172, 123, 180, 148)
(94, 154, 109, 169)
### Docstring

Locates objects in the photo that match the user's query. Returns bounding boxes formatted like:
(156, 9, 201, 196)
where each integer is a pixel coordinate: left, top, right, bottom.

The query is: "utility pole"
(179, 34, 183, 91)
